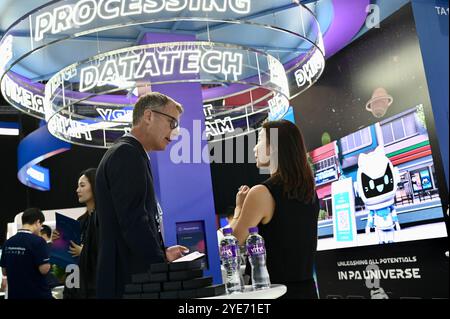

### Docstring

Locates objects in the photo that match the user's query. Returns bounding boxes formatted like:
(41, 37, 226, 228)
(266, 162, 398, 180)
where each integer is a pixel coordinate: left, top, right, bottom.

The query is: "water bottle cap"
(223, 227, 233, 235)
(248, 226, 258, 233)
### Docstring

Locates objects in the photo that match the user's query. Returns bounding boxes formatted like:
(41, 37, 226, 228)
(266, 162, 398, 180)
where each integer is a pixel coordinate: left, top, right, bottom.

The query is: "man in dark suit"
(95, 92, 188, 298)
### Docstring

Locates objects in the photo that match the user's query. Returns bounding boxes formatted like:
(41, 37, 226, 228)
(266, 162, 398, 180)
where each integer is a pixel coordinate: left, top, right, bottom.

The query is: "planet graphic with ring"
(365, 88, 393, 118)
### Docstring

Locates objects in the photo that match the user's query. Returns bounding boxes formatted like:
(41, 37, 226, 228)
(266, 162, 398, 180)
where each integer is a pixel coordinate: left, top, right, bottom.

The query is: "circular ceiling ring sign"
(45, 41, 294, 147)
(0, 0, 325, 146)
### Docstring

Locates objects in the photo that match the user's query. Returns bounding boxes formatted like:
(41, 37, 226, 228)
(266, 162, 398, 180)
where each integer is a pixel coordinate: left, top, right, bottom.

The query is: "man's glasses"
(152, 110, 179, 130)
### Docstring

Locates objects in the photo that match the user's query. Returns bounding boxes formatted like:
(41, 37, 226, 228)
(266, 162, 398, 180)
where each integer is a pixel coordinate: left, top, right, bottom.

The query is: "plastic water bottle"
(246, 227, 271, 290)
(219, 228, 243, 294)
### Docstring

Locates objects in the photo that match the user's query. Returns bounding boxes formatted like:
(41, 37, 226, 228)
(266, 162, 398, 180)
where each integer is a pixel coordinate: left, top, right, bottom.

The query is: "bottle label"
(220, 245, 239, 258)
(247, 243, 266, 256)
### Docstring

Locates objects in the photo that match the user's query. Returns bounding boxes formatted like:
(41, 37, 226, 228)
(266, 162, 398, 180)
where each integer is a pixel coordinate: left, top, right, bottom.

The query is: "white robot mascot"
(357, 147, 401, 244)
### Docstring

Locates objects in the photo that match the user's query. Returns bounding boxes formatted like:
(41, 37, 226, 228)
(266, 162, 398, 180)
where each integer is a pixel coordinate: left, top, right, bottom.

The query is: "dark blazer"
(95, 136, 166, 299)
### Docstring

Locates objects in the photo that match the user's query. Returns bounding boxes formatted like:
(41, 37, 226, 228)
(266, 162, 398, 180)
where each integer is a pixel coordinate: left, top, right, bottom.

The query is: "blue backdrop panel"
(142, 33, 221, 284)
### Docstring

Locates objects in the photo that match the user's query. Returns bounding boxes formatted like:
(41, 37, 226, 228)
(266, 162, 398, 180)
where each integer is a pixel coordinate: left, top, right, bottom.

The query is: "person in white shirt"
(216, 208, 235, 245)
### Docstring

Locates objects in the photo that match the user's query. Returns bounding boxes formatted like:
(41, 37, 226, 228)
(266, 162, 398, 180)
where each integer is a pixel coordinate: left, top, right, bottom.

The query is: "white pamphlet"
(172, 251, 205, 263)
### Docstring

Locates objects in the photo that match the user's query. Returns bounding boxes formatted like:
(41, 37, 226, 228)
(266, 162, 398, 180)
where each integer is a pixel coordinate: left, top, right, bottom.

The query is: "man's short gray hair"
(132, 92, 183, 126)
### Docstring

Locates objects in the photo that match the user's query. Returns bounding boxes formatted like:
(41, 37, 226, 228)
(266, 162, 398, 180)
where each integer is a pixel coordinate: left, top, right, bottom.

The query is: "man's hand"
(165, 245, 189, 262)
(69, 241, 83, 257)
(365, 226, 371, 234)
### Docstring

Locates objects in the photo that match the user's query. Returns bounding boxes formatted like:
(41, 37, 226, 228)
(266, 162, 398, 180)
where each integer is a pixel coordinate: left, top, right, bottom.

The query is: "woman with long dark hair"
(56, 168, 99, 299)
(76, 168, 99, 299)
(230, 120, 319, 299)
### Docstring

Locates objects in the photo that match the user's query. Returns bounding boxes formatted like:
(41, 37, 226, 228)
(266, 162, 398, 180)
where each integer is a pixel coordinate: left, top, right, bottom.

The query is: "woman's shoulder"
(260, 178, 283, 196)
(246, 184, 277, 206)
(250, 184, 272, 196)
(261, 176, 282, 187)
(77, 212, 89, 221)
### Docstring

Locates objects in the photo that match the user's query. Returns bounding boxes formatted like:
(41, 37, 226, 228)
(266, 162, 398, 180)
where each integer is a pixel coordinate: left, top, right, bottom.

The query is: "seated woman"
(229, 120, 319, 299)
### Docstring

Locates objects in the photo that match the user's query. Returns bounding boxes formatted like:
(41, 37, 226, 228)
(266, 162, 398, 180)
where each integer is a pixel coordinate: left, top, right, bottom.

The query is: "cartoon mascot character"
(357, 147, 401, 244)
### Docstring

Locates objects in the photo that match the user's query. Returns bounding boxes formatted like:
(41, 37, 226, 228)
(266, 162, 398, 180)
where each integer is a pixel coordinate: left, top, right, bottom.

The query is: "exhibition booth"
(0, 0, 448, 300)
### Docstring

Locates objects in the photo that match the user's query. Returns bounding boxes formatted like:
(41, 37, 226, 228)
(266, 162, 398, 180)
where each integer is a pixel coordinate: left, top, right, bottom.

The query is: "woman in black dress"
(56, 168, 99, 299)
(230, 120, 319, 299)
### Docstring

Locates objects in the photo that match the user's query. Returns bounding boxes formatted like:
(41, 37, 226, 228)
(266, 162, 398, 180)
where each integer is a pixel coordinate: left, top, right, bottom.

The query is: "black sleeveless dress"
(256, 178, 319, 299)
